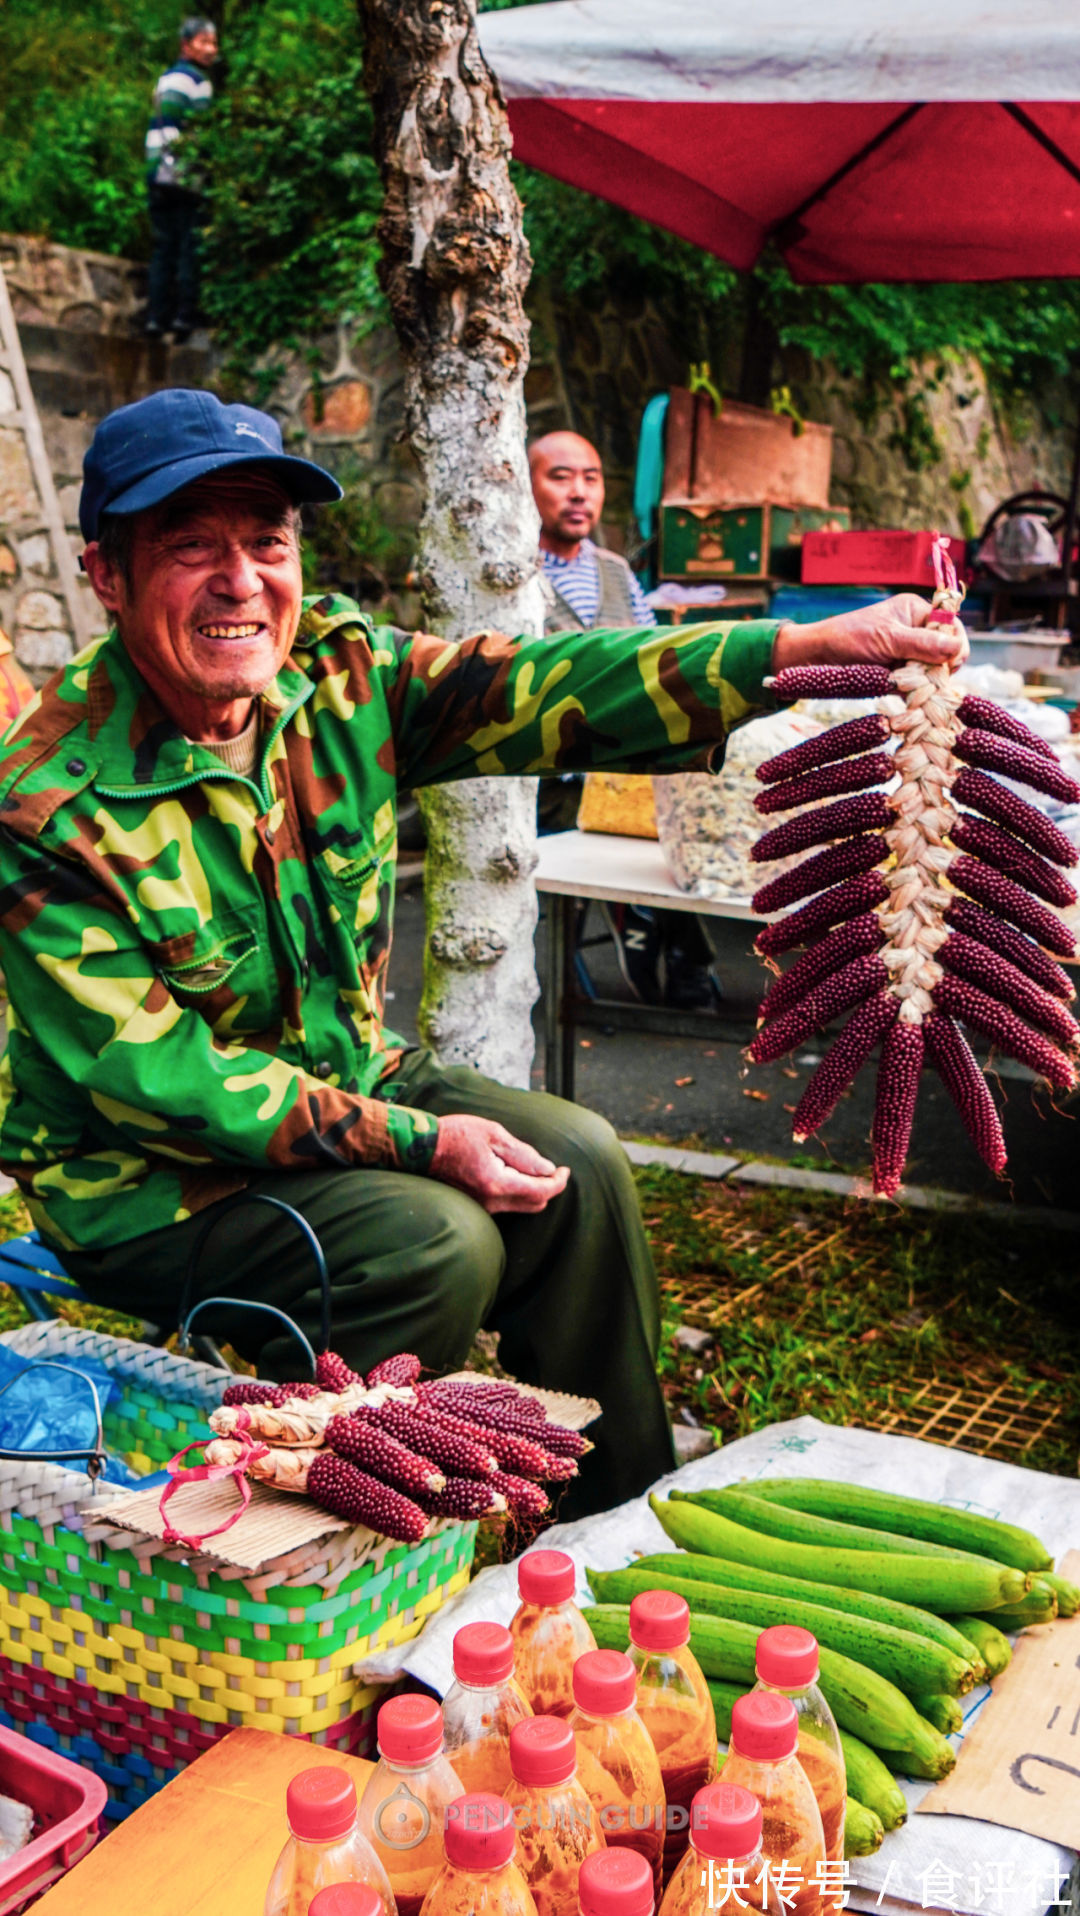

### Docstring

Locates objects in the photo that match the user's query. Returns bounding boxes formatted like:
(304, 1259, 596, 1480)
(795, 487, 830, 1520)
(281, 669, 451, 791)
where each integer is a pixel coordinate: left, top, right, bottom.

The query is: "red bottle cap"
(377, 1693, 443, 1765)
(731, 1690, 798, 1761)
(509, 1715, 577, 1786)
(517, 1549, 576, 1605)
(573, 1648, 637, 1717)
(756, 1624, 820, 1689)
(454, 1621, 515, 1688)
(629, 1589, 690, 1652)
(308, 1889, 384, 1916)
(690, 1783, 763, 1862)
(578, 1845, 655, 1914)
(286, 1766, 358, 1842)
(444, 1792, 517, 1872)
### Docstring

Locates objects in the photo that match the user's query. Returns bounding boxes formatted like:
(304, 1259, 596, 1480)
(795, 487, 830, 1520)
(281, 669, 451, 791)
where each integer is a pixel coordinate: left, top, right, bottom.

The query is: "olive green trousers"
(61, 1052, 676, 1519)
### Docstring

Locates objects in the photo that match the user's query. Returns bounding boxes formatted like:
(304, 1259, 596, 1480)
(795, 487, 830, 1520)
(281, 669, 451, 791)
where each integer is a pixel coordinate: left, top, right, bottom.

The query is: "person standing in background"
(144, 16, 218, 342)
(531, 430, 720, 1011)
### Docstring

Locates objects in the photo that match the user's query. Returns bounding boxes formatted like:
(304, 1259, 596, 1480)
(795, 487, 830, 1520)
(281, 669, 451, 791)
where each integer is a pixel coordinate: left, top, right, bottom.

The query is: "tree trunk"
(359, 0, 543, 1088)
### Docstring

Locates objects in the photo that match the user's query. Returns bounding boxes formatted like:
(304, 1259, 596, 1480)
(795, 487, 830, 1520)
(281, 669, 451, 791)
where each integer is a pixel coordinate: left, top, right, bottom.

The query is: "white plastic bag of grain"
(651, 709, 826, 901)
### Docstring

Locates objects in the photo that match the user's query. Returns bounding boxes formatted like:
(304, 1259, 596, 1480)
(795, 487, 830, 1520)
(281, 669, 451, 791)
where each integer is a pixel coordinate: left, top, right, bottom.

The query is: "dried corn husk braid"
(750, 569, 1080, 1194)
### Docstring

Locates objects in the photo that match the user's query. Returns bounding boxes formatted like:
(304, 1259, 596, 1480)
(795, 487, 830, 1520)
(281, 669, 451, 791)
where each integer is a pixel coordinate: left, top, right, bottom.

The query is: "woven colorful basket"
(0, 1323, 476, 1818)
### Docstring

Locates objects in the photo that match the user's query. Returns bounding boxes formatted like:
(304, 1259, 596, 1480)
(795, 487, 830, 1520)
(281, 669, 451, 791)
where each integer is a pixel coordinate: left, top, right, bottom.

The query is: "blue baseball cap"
(80, 388, 343, 541)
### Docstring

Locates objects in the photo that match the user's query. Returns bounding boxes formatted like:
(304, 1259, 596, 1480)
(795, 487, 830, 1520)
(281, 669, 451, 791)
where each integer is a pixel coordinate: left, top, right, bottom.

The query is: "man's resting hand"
(430, 1114, 571, 1214)
(772, 592, 969, 675)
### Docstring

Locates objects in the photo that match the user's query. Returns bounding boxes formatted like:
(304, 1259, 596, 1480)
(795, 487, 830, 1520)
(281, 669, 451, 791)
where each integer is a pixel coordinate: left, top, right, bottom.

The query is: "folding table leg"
(544, 892, 577, 1102)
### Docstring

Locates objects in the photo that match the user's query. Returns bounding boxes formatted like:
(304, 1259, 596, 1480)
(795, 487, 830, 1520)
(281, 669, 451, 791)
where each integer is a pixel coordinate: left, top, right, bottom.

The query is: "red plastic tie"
(157, 1436, 269, 1549)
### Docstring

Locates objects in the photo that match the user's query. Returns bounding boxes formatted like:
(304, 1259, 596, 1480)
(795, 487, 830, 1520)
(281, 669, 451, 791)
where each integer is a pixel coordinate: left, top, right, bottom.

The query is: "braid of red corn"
(767, 664, 896, 700)
(325, 1413, 447, 1496)
(751, 834, 888, 915)
(922, 1011, 1007, 1175)
(931, 973, 1077, 1091)
(951, 768, 1079, 869)
(754, 871, 891, 957)
(949, 856, 1077, 958)
(367, 1402, 499, 1477)
(752, 792, 892, 864)
(754, 752, 895, 815)
(306, 1452, 430, 1542)
(758, 915, 884, 1028)
(747, 953, 889, 1065)
(943, 896, 1075, 1001)
(954, 695, 1058, 761)
(949, 816, 1078, 909)
(790, 990, 901, 1141)
(756, 713, 892, 785)
(953, 729, 1080, 805)
(871, 1020, 925, 1198)
(938, 934, 1080, 1053)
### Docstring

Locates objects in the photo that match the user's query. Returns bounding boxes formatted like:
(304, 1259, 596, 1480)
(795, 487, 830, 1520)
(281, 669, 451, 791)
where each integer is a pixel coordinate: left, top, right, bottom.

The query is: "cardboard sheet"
(89, 1477, 347, 1572)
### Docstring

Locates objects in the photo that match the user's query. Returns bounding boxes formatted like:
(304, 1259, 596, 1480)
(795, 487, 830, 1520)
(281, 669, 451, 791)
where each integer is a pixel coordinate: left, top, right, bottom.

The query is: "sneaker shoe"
(171, 317, 195, 343)
(663, 949, 722, 1012)
(144, 318, 166, 338)
(602, 902, 662, 1004)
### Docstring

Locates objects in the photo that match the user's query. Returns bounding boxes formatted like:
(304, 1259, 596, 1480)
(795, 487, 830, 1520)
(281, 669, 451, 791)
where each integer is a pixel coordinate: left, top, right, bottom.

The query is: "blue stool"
(0, 1231, 89, 1320)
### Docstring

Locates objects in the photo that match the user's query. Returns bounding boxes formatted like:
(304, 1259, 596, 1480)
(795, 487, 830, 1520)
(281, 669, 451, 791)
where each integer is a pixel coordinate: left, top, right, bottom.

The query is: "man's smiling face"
(83, 469, 304, 738)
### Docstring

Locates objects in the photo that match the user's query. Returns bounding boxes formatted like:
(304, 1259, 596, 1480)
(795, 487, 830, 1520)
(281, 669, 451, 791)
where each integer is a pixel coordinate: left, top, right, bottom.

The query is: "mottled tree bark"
(359, 0, 543, 1087)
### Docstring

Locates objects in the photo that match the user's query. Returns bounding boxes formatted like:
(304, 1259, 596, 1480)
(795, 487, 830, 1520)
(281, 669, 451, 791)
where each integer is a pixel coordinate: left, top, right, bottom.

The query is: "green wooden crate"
(659, 503, 851, 582)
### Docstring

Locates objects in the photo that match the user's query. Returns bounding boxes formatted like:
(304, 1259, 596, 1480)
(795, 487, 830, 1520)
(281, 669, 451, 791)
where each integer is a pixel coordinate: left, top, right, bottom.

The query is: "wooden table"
(35, 1732, 375, 1916)
(535, 829, 763, 1099)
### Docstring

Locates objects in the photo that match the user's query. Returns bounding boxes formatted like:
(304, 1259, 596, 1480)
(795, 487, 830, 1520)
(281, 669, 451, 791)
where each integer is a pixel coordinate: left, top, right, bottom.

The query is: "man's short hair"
(180, 15, 216, 45)
(96, 512, 137, 591)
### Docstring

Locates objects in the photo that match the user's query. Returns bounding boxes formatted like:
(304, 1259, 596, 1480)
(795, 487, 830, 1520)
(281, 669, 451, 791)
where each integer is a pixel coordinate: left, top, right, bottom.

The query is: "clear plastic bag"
(0, 1348, 155, 1488)
(652, 711, 825, 901)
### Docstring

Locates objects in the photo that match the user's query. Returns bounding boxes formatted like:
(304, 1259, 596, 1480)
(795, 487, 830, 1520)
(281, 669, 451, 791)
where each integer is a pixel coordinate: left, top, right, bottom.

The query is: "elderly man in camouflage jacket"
(0, 390, 963, 1516)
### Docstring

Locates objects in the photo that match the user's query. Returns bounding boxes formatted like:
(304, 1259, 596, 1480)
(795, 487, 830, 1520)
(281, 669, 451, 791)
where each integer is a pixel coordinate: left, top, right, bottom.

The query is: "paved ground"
(388, 875, 1080, 1214)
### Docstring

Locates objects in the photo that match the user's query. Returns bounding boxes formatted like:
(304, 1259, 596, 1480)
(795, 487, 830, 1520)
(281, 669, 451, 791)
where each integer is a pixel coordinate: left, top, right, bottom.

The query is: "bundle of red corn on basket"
(748, 543, 1080, 1196)
(201, 1349, 588, 1543)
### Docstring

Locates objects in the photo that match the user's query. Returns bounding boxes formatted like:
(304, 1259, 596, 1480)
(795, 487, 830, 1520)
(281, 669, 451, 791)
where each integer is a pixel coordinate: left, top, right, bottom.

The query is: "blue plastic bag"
(0, 1345, 165, 1487)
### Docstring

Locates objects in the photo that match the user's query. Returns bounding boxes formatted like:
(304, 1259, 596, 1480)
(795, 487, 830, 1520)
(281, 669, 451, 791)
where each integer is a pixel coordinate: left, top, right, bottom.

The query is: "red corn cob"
(421, 1404, 574, 1478)
(752, 835, 888, 915)
(951, 768, 1078, 869)
(790, 991, 900, 1140)
(922, 1011, 1007, 1176)
(325, 1413, 446, 1495)
(748, 953, 889, 1064)
(222, 1381, 280, 1407)
(949, 816, 1078, 909)
(943, 896, 1074, 1001)
(759, 914, 884, 1028)
(768, 664, 896, 700)
(953, 729, 1080, 805)
(753, 792, 892, 864)
(368, 1402, 499, 1477)
(756, 713, 892, 784)
(289, 1383, 325, 1401)
(955, 695, 1057, 761)
(421, 1478, 508, 1520)
(938, 934, 1080, 1053)
(754, 752, 895, 815)
(315, 1351, 361, 1393)
(949, 856, 1076, 958)
(418, 1381, 586, 1456)
(754, 870, 891, 957)
(931, 973, 1077, 1091)
(487, 1471, 551, 1516)
(529, 1423, 588, 1459)
(366, 1353, 423, 1389)
(871, 1020, 925, 1198)
(306, 1452, 430, 1543)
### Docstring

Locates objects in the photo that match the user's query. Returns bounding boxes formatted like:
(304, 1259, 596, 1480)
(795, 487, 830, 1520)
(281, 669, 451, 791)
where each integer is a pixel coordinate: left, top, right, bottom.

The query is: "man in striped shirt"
(144, 17, 218, 341)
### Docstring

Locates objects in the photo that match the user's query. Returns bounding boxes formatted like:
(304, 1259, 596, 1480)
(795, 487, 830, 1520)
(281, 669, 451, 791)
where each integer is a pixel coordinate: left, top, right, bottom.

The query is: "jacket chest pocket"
(151, 910, 276, 1035)
(314, 820, 396, 956)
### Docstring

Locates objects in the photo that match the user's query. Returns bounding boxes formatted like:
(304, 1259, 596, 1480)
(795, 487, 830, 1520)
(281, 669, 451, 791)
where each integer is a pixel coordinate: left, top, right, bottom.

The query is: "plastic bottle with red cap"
(578, 1846, 656, 1915)
(510, 1550, 597, 1718)
(718, 1693, 825, 1916)
(308, 1889, 387, 1916)
(356, 1694, 464, 1916)
(626, 1591, 716, 1881)
(656, 1782, 784, 1915)
(569, 1649, 666, 1901)
(753, 1627, 846, 1868)
(503, 1716, 606, 1916)
(442, 1620, 533, 1797)
(264, 1765, 394, 1916)
(416, 1790, 538, 1916)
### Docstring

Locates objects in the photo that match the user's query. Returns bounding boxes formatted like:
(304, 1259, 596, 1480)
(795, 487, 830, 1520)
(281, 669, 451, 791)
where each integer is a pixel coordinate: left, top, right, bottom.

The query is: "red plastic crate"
(0, 1726, 106, 1914)
(802, 529, 967, 586)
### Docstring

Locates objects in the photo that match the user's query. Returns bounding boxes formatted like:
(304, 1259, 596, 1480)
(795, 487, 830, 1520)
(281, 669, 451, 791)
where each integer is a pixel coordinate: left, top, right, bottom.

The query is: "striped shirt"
(541, 538, 652, 629)
(145, 59, 214, 190)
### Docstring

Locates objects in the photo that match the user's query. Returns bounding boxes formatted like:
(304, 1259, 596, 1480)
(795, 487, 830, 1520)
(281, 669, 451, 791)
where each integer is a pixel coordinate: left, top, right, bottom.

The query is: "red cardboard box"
(802, 529, 966, 587)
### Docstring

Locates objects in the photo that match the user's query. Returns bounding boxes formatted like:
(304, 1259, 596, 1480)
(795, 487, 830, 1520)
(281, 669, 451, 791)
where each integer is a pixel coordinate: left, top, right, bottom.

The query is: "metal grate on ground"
(856, 1374, 1066, 1464)
(661, 1210, 881, 1327)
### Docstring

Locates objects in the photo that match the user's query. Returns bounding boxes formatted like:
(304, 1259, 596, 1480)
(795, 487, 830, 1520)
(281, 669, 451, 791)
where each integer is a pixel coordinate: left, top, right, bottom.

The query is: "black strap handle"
(175, 1192, 332, 1370)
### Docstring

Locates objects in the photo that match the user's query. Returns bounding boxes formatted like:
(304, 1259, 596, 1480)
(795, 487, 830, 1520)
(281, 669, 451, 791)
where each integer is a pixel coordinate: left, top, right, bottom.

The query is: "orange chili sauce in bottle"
(511, 1550, 597, 1719)
(627, 1591, 717, 1881)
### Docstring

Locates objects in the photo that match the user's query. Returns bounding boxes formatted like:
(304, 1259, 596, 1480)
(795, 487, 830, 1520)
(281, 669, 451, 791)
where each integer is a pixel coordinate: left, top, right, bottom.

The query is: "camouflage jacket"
(0, 593, 778, 1252)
